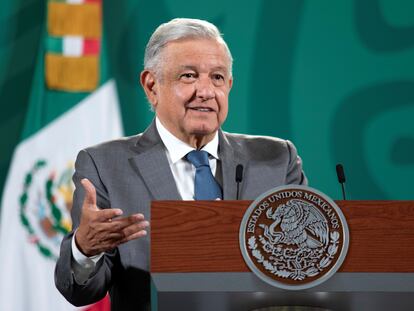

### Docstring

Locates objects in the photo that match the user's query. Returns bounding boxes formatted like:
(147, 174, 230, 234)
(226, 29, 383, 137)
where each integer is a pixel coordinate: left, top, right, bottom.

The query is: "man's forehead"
(177, 64, 229, 72)
(163, 38, 228, 58)
(160, 39, 230, 71)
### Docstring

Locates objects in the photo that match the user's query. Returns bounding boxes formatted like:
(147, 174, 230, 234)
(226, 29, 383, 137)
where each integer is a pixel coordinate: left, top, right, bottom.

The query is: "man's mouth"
(189, 107, 214, 112)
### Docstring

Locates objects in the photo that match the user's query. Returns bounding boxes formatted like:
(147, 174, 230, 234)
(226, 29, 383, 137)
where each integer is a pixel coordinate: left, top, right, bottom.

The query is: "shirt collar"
(155, 117, 219, 164)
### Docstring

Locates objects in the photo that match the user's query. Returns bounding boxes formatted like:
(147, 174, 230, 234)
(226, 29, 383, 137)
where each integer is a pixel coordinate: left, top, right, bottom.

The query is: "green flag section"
(0, 0, 120, 310)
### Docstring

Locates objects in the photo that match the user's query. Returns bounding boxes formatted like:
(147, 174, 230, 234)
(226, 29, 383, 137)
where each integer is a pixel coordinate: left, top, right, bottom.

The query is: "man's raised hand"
(75, 178, 149, 257)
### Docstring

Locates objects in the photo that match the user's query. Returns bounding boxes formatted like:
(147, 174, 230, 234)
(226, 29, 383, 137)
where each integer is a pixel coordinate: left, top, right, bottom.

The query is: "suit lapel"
(219, 131, 248, 200)
(129, 121, 181, 200)
(129, 123, 246, 201)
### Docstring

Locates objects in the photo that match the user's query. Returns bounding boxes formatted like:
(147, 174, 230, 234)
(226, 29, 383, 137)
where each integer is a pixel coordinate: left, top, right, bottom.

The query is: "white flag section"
(0, 80, 122, 310)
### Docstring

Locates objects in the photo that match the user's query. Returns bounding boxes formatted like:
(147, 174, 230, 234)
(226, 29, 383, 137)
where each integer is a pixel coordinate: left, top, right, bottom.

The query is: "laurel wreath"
(46, 172, 71, 235)
(19, 160, 70, 260)
(248, 231, 340, 280)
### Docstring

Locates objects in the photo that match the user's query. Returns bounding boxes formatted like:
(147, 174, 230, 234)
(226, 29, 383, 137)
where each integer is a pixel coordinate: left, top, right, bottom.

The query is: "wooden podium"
(150, 201, 414, 311)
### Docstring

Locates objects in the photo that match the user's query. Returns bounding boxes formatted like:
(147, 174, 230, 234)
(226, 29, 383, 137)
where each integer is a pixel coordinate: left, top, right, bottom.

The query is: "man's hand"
(75, 178, 149, 257)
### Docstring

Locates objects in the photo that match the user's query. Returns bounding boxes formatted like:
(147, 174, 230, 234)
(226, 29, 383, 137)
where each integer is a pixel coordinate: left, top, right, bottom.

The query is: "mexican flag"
(0, 1, 120, 310)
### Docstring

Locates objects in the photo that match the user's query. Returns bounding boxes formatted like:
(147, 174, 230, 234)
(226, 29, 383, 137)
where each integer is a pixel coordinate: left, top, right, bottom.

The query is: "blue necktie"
(186, 150, 222, 200)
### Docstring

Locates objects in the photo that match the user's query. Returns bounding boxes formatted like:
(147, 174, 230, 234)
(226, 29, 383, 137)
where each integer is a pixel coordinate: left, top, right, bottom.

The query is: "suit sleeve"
(54, 149, 118, 306)
(285, 140, 308, 186)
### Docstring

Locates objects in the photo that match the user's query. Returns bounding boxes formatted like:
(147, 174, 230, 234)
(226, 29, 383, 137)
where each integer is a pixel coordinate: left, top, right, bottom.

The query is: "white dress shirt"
(155, 117, 219, 200)
(71, 118, 220, 283)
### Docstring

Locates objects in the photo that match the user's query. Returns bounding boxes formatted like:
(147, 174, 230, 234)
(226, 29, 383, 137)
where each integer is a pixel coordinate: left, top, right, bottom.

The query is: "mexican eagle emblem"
(240, 185, 349, 290)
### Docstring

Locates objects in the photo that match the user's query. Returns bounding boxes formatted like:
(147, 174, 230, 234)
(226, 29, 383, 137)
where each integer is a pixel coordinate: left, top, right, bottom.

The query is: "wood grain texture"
(151, 201, 414, 273)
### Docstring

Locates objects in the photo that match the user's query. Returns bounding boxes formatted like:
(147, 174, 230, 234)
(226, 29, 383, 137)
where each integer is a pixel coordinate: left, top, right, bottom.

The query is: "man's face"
(145, 38, 233, 146)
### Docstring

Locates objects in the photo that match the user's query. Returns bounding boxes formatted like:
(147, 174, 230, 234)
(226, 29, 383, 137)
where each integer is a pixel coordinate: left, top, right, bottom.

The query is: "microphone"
(235, 164, 243, 200)
(336, 164, 347, 200)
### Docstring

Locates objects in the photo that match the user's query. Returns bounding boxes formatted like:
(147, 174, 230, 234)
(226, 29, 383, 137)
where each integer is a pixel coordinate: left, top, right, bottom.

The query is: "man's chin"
(189, 126, 218, 137)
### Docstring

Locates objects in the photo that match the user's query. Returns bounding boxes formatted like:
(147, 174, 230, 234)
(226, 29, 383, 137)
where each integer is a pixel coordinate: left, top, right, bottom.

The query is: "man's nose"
(195, 76, 215, 100)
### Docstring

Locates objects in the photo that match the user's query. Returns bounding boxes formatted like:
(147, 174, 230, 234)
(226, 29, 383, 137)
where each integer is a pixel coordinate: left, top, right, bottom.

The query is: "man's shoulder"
(224, 131, 286, 144)
(223, 131, 290, 149)
(222, 131, 297, 161)
(82, 134, 143, 157)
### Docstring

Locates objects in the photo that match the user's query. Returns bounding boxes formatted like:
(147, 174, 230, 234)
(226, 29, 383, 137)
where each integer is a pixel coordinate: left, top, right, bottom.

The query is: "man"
(55, 18, 307, 310)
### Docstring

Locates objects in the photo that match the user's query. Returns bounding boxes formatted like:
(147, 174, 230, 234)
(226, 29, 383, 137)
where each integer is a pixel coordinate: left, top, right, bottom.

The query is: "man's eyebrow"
(177, 65, 197, 71)
(177, 65, 228, 72)
(211, 66, 228, 72)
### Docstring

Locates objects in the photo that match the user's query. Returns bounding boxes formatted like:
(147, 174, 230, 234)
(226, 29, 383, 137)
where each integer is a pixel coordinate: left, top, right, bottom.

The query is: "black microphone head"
(336, 164, 346, 183)
(235, 164, 243, 183)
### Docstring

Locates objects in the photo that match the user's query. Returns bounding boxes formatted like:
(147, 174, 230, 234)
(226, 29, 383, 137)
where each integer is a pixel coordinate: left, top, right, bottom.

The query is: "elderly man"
(55, 18, 307, 310)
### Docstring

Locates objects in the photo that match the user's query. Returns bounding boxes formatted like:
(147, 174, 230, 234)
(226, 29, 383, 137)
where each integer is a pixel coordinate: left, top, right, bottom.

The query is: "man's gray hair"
(144, 18, 233, 76)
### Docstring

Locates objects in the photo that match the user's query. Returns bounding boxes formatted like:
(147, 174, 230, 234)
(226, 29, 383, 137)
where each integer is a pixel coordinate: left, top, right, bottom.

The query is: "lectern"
(151, 201, 414, 311)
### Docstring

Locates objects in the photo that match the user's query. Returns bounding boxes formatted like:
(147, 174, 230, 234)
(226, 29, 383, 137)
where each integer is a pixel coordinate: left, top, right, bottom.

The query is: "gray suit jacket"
(55, 121, 307, 310)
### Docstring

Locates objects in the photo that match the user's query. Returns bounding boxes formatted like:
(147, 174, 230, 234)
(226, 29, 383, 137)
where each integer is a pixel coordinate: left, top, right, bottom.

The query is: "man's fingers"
(101, 214, 147, 232)
(104, 224, 148, 245)
(121, 220, 149, 237)
(81, 178, 97, 206)
(117, 220, 149, 244)
(91, 221, 149, 250)
(95, 208, 124, 222)
(110, 213, 145, 226)
(93, 229, 147, 253)
(121, 229, 147, 243)
(78, 210, 148, 255)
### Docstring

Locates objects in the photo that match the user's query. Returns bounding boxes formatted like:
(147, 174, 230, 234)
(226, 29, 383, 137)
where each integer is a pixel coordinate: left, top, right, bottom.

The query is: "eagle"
(262, 199, 329, 249)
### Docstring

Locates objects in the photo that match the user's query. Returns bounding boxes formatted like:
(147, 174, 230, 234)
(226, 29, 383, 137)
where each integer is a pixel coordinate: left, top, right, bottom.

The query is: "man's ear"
(228, 76, 233, 90)
(140, 70, 158, 108)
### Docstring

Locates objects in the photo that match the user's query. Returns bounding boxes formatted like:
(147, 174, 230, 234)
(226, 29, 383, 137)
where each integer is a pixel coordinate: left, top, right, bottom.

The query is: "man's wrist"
(72, 230, 104, 266)
(73, 229, 92, 257)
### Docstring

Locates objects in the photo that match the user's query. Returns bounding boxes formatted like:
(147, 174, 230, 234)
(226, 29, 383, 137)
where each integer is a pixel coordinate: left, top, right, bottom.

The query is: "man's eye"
(212, 74, 225, 86)
(181, 73, 196, 79)
(212, 74, 224, 80)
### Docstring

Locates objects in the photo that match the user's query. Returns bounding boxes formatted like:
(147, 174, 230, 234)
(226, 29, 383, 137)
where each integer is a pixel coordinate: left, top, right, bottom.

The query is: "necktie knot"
(186, 150, 210, 168)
